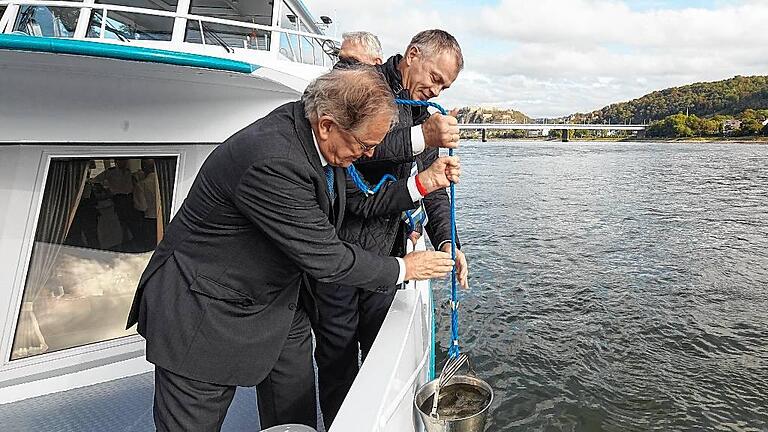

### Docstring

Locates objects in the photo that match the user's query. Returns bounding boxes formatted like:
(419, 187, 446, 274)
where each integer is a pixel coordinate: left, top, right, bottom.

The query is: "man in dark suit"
(126, 65, 461, 431)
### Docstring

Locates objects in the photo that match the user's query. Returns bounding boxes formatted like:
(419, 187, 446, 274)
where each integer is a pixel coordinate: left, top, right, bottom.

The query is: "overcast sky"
(303, 0, 768, 118)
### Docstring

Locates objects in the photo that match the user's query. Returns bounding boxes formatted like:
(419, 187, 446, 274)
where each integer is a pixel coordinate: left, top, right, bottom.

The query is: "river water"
(433, 141, 768, 431)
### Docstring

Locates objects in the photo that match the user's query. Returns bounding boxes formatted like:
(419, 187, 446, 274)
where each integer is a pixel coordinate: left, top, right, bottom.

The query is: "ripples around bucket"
(433, 142, 768, 431)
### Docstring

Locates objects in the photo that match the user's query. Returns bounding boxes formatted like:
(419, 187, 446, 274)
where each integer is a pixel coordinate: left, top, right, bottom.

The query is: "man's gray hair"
(406, 29, 464, 71)
(342, 31, 383, 59)
(302, 65, 398, 133)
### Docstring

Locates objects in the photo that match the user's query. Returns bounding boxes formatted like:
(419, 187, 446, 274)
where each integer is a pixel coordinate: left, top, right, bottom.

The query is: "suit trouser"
(153, 308, 317, 432)
(310, 282, 396, 428)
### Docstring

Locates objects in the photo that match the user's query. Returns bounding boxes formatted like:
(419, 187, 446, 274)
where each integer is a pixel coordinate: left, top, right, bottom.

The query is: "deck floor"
(0, 372, 261, 431)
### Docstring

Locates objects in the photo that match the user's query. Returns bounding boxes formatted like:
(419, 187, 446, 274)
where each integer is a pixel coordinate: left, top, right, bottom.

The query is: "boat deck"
(0, 371, 261, 431)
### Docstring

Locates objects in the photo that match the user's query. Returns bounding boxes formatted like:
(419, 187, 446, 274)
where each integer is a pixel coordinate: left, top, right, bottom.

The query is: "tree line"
(570, 75, 768, 138)
(456, 75, 768, 139)
(645, 110, 768, 138)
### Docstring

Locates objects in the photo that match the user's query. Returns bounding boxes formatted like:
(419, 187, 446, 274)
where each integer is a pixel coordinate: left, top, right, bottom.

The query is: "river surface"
(433, 141, 768, 431)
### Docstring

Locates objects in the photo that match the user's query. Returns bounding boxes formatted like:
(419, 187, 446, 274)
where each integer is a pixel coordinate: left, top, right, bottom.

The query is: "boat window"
(189, 0, 272, 26)
(184, 20, 271, 51)
(12, 5, 80, 38)
(10, 157, 177, 361)
(86, 9, 174, 41)
(299, 21, 329, 66)
(298, 22, 314, 65)
(278, 1, 299, 61)
(95, 0, 178, 13)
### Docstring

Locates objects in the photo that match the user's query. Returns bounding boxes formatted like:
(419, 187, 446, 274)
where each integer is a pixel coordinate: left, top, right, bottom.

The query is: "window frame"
(0, 5, 9, 30)
(0, 147, 183, 383)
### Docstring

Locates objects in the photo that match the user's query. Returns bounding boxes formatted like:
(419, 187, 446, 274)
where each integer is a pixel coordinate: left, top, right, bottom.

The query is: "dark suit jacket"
(126, 101, 417, 386)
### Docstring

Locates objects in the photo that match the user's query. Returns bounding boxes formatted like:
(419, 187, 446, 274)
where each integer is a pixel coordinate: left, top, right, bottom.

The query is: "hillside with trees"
(454, 76, 768, 140)
(572, 75, 768, 124)
(568, 75, 768, 138)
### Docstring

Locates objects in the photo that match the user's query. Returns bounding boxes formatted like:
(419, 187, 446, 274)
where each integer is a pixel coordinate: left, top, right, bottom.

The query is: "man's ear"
(404, 46, 419, 65)
(317, 116, 335, 140)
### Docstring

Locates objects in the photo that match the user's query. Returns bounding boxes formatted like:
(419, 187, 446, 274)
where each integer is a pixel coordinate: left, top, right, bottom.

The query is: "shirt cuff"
(395, 257, 406, 284)
(411, 126, 426, 155)
(407, 176, 424, 202)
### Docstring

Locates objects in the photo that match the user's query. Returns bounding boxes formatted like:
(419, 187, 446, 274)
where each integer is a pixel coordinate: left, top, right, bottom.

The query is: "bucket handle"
(465, 356, 478, 377)
(439, 354, 477, 382)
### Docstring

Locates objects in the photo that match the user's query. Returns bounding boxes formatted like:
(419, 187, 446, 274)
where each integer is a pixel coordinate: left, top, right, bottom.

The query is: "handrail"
(0, 34, 258, 73)
(0, 0, 341, 42)
(183, 11, 340, 41)
(377, 287, 432, 431)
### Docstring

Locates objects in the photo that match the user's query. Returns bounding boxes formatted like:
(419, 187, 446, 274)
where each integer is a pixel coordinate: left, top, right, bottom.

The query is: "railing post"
(172, 0, 192, 46)
(561, 129, 569, 142)
(269, 0, 282, 56)
(481, 128, 487, 142)
(73, 0, 96, 38)
(0, 3, 17, 33)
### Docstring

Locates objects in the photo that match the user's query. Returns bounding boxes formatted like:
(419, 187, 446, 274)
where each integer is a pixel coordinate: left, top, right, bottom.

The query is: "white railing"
(0, 0, 340, 66)
(331, 238, 435, 432)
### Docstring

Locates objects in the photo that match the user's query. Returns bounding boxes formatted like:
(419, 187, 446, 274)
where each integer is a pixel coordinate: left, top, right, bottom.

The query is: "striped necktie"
(323, 165, 336, 201)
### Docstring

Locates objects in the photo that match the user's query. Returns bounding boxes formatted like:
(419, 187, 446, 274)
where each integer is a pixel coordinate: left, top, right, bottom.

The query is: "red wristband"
(414, 174, 428, 196)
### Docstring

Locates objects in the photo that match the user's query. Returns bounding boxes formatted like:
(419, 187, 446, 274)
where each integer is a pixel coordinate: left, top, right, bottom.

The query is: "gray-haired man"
(339, 31, 383, 65)
(127, 65, 461, 431)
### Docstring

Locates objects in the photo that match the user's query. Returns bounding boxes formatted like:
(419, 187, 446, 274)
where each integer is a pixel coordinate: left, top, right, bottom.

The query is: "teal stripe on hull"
(0, 34, 259, 74)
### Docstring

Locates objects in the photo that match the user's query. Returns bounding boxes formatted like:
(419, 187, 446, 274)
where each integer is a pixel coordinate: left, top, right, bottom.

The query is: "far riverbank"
(461, 136, 768, 144)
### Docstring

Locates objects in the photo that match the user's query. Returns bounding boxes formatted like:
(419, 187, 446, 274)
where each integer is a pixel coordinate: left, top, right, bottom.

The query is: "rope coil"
(347, 98, 461, 359)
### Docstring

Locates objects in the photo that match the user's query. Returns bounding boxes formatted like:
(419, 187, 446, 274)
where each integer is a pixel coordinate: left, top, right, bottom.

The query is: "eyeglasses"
(348, 131, 378, 152)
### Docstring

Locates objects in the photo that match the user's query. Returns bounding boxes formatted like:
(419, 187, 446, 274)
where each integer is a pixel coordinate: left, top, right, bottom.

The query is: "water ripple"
(434, 142, 768, 431)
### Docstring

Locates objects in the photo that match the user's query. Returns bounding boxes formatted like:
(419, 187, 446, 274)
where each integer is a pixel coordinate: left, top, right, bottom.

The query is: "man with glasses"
(126, 65, 462, 431)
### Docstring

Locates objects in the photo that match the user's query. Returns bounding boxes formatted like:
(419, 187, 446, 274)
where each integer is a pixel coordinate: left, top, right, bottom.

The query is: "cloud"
(304, 0, 768, 117)
(475, 0, 768, 49)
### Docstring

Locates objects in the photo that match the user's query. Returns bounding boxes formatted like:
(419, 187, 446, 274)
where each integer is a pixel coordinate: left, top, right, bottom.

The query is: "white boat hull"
(0, 49, 302, 144)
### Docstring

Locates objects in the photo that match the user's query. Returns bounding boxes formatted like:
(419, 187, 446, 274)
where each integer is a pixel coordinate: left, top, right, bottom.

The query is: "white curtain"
(12, 160, 88, 360)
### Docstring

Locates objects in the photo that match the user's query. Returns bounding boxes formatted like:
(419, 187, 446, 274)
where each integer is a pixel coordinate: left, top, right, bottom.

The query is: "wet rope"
(347, 99, 461, 359)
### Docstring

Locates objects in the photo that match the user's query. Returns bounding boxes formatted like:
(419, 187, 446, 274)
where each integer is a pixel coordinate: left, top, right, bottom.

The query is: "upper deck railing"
(0, 0, 340, 67)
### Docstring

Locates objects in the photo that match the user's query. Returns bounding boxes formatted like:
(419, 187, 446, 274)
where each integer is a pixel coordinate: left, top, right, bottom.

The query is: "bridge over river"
(458, 123, 647, 142)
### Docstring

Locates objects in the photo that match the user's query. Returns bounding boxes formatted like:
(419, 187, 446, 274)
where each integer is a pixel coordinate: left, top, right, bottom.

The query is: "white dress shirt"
(411, 126, 426, 155)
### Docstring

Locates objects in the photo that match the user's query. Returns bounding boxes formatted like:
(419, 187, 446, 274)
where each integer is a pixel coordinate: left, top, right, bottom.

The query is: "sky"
(302, 0, 768, 118)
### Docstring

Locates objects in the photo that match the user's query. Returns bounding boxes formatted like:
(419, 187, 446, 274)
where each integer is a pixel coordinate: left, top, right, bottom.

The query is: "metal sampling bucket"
(414, 373, 493, 432)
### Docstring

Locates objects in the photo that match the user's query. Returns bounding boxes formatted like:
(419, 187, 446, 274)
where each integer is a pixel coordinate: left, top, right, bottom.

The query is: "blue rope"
(346, 99, 452, 195)
(394, 99, 461, 360)
(346, 165, 396, 196)
(346, 98, 461, 359)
